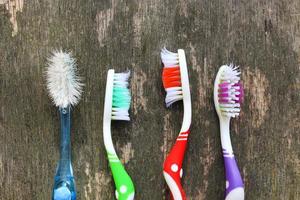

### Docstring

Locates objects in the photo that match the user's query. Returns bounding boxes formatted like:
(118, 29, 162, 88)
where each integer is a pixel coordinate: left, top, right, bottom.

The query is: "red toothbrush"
(161, 47, 192, 200)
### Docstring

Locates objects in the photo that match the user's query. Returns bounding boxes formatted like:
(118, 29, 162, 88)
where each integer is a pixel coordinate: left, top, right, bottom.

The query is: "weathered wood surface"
(0, 0, 299, 199)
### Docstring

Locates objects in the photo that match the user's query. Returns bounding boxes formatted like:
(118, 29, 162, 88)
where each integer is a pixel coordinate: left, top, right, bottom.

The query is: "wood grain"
(0, 0, 299, 199)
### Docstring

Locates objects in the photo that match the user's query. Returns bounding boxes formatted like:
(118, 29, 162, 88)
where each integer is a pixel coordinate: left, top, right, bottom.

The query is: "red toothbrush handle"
(163, 129, 190, 200)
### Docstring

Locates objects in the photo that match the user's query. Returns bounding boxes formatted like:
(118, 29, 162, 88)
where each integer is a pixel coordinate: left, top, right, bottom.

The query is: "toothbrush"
(160, 48, 191, 200)
(103, 69, 135, 200)
(213, 64, 244, 200)
(46, 50, 82, 200)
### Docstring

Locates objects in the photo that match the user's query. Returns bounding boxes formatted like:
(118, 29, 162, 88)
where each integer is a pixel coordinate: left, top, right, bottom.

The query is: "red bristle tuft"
(162, 66, 181, 88)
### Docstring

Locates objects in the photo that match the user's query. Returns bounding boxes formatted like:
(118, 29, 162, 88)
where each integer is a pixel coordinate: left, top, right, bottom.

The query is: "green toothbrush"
(103, 69, 135, 200)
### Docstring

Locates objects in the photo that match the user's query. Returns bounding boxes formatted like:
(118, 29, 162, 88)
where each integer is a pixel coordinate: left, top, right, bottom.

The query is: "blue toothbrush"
(46, 50, 83, 200)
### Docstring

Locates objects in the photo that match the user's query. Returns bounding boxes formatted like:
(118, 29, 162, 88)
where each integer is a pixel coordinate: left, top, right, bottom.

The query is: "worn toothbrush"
(103, 69, 135, 200)
(214, 64, 244, 200)
(160, 48, 191, 200)
(46, 50, 82, 200)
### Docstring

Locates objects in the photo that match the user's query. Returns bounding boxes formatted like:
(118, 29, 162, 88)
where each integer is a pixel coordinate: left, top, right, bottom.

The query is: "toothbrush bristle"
(46, 50, 83, 108)
(161, 48, 183, 107)
(218, 64, 243, 117)
(112, 71, 131, 121)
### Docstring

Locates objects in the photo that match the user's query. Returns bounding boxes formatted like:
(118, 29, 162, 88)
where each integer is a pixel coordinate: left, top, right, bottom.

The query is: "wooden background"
(0, 0, 299, 199)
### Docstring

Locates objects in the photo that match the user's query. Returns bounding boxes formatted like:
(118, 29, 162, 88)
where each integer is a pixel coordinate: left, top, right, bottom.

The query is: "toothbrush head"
(53, 186, 71, 200)
(161, 47, 190, 107)
(46, 50, 83, 108)
(214, 64, 244, 118)
(104, 69, 131, 122)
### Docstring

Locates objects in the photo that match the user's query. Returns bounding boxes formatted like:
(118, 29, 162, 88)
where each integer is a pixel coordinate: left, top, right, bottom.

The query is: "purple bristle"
(234, 82, 244, 103)
(219, 99, 231, 103)
(219, 88, 230, 92)
(218, 93, 230, 97)
(219, 83, 230, 87)
(218, 81, 244, 104)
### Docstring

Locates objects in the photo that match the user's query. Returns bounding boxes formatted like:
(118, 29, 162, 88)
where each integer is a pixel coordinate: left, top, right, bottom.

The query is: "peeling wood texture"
(0, 0, 24, 36)
(0, 0, 300, 199)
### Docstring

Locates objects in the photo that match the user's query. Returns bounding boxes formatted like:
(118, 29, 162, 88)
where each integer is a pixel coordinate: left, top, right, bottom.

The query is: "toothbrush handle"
(108, 153, 135, 200)
(163, 129, 190, 200)
(57, 107, 72, 175)
(223, 154, 244, 200)
(220, 119, 244, 200)
(52, 107, 76, 200)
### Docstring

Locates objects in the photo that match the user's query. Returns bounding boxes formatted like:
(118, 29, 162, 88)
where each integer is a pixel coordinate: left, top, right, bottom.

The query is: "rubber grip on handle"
(108, 153, 135, 200)
(223, 154, 244, 200)
(163, 129, 190, 200)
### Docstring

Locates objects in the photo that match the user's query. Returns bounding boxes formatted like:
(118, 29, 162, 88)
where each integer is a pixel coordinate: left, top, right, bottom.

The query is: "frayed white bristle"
(160, 47, 179, 68)
(220, 64, 241, 82)
(46, 50, 83, 108)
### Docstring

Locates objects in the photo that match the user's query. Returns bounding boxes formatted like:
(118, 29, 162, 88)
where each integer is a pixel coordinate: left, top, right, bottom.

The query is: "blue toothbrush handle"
(52, 106, 76, 200)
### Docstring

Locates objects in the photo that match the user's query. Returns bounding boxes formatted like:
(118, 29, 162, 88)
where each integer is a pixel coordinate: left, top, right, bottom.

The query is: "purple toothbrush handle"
(223, 155, 244, 197)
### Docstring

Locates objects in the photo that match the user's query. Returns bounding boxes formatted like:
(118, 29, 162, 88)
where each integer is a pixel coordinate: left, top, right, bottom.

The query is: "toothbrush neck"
(220, 118, 233, 154)
(59, 106, 71, 166)
(103, 119, 116, 155)
(181, 99, 192, 133)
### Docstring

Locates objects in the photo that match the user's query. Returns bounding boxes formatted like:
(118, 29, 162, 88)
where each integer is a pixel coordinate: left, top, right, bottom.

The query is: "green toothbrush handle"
(108, 153, 135, 200)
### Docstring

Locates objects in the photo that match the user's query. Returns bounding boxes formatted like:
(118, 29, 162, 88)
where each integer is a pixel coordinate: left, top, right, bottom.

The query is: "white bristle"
(161, 48, 183, 107)
(111, 71, 131, 121)
(220, 64, 241, 82)
(161, 47, 179, 67)
(165, 87, 183, 107)
(46, 50, 83, 108)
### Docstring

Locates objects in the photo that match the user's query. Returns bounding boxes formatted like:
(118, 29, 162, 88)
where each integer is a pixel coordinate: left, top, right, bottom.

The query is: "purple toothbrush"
(214, 64, 244, 200)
